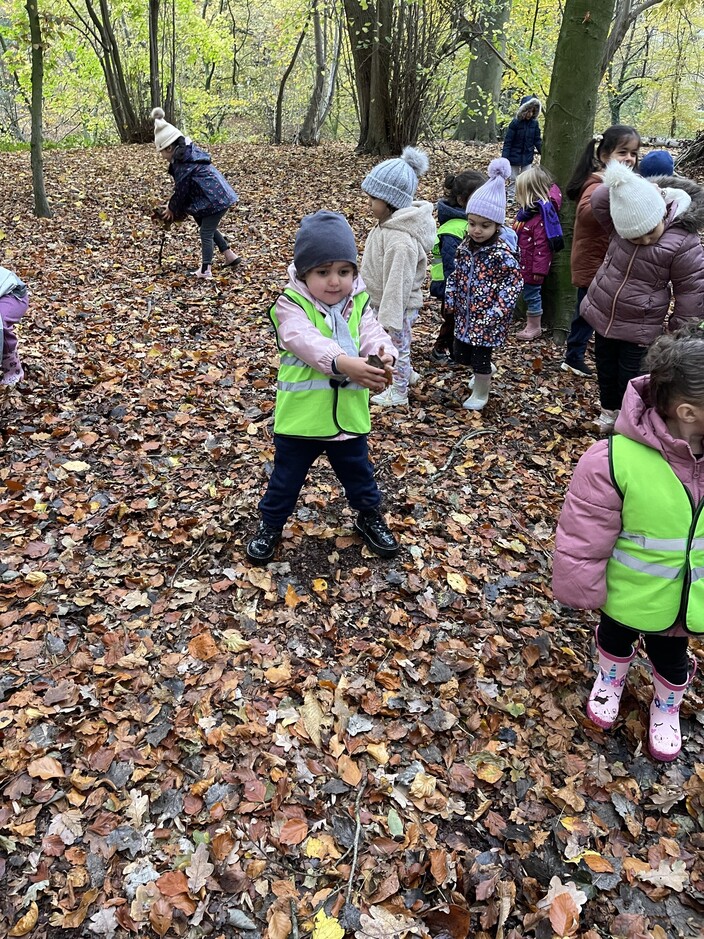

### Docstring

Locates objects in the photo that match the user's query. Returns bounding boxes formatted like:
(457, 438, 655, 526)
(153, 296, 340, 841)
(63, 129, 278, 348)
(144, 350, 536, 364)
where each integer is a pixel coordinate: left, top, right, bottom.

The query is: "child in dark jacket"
(513, 166, 563, 340)
(501, 95, 542, 202)
(152, 107, 239, 279)
(430, 170, 485, 361)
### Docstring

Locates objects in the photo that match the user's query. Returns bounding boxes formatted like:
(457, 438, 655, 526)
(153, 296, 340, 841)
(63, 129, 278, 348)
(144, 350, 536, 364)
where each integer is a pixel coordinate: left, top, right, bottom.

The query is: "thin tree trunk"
(274, 28, 307, 144)
(149, 0, 161, 109)
(298, 0, 326, 145)
(541, 0, 616, 335)
(26, 0, 51, 217)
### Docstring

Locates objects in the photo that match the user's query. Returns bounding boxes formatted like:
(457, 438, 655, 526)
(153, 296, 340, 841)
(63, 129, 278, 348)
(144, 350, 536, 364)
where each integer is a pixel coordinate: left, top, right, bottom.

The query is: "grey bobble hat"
(362, 147, 430, 209)
(151, 107, 183, 151)
(293, 210, 358, 276)
(604, 160, 666, 239)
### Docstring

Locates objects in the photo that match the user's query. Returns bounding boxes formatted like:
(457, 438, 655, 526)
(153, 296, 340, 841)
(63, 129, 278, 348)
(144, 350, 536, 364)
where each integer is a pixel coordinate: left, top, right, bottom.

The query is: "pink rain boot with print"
(586, 644, 636, 729)
(648, 661, 696, 762)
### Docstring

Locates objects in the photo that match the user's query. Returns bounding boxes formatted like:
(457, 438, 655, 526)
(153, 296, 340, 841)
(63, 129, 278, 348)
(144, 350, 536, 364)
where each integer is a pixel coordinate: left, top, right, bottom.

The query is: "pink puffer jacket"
(553, 376, 704, 635)
(580, 174, 704, 344)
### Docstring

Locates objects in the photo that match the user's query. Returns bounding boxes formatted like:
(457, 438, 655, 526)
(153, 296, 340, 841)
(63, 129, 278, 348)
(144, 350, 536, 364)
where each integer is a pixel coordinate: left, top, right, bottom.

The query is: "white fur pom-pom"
(401, 146, 429, 177)
(603, 159, 634, 189)
(150, 107, 165, 121)
(487, 157, 511, 181)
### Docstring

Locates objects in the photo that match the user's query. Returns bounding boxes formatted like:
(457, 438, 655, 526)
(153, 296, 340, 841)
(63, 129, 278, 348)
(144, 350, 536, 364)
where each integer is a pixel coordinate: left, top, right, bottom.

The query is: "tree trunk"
(25, 0, 51, 218)
(149, 0, 161, 109)
(343, 0, 392, 155)
(274, 28, 307, 144)
(298, 0, 336, 146)
(454, 0, 511, 142)
(541, 0, 616, 336)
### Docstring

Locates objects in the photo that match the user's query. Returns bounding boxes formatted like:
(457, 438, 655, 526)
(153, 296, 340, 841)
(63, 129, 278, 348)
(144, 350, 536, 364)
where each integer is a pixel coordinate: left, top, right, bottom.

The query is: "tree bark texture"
(541, 0, 616, 334)
(298, 0, 341, 145)
(454, 0, 511, 142)
(26, 0, 51, 217)
(274, 28, 307, 144)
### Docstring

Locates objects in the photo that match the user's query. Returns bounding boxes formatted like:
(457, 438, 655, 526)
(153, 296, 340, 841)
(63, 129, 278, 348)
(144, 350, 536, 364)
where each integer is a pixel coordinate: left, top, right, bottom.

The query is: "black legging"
(593, 333, 647, 411)
(598, 612, 689, 684)
(196, 210, 229, 266)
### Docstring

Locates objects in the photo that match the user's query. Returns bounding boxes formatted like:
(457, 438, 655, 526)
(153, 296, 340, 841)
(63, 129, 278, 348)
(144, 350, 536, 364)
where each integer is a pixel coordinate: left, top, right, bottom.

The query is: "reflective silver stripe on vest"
(280, 352, 308, 368)
(619, 531, 689, 551)
(611, 548, 682, 579)
(277, 379, 332, 392)
(691, 566, 704, 583)
(692, 538, 704, 550)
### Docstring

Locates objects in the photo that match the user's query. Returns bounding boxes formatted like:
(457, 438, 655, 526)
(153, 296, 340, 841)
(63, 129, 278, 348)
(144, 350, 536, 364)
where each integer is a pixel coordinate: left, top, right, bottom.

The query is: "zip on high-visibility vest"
(603, 434, 704, 634)
(430, 218, 468, 284)
(268, 289, 371, 438)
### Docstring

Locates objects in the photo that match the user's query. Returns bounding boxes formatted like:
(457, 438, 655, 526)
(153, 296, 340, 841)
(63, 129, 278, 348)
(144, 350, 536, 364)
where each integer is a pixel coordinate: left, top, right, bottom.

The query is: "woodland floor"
(0, 142, 703, 939)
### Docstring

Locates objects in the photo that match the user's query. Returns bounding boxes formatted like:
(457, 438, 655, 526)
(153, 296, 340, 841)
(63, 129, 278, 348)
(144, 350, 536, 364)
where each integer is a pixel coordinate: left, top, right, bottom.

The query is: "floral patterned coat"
(445, 236, 522, 348)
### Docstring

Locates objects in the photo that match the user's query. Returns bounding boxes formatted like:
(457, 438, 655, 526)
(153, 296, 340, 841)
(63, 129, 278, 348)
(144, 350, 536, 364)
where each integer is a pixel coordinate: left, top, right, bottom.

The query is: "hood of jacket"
(381, 200, 436, 252)
(643, 173, 704, 233)
(615, 375, 703, 467)
(175, 143, 212, 166)
(285, 263, 367, 308)
(437, 199, 467, 226)
(517, 95, 542, 118)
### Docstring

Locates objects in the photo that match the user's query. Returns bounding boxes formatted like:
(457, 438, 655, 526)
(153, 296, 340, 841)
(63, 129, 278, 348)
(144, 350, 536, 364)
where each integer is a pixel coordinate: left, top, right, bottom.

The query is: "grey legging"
(197, 210, 230, 267)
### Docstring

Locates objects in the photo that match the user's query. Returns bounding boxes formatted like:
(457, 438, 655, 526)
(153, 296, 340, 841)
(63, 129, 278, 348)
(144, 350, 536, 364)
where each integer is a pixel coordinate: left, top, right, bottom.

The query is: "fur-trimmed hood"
(516, 95, 541, 119)
(642, 173, 704, 233)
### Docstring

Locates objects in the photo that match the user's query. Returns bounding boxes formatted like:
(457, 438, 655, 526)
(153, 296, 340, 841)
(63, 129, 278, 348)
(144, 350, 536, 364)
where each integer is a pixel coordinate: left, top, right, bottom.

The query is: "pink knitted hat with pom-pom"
(465, 158, 511, 223)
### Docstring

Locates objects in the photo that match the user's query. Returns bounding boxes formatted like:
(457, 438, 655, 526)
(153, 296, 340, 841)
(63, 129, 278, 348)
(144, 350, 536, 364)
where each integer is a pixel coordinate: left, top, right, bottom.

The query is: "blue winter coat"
(501, 96, 542, 167)
(168, 144, 238, 221)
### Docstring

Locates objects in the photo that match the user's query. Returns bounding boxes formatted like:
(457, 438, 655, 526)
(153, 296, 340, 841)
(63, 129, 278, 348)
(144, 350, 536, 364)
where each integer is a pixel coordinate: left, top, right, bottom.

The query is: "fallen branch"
(346, 779, 367, 906)
(429, 427, 496, 478)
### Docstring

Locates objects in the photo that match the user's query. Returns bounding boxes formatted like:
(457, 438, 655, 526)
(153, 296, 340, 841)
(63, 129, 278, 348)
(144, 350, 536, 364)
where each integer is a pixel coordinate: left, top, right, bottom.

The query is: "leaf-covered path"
(1, 144, 703, 939)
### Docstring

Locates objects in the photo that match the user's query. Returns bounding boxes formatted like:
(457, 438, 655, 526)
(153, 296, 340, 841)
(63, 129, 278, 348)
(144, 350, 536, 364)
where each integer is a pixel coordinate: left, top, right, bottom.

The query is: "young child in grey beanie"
(580, 159, 704, 432)
(246, 210, 400, 566)
(360, 147, 436, 408)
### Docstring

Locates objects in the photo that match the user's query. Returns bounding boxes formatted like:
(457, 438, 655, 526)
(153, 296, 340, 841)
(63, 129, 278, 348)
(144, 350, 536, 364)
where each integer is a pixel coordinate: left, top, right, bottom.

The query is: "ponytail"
(566, 124, 640, 202)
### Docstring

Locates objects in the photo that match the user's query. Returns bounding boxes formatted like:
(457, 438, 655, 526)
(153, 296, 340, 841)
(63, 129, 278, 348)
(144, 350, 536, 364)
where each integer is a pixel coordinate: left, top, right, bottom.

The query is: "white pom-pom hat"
(465, 157, 511, 224)
(362, 146, 430, 210)
(603, 159, 667, 240)
(151, 106, 183, 151)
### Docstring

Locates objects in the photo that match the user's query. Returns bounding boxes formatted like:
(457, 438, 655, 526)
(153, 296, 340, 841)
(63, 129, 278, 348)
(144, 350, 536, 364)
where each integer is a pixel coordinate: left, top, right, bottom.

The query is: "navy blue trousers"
(259, 434, 382, 529)
(564, 287, 592, 365)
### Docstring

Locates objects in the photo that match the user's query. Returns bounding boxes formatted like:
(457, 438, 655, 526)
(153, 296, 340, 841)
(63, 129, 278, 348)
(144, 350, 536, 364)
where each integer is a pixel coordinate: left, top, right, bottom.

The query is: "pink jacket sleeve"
(273, 294, 398, 375)
(552, 440, 624, 610)
(589, 184, 614, 235)
(669, 233, 704, 330)
(549, 183, 563, 211)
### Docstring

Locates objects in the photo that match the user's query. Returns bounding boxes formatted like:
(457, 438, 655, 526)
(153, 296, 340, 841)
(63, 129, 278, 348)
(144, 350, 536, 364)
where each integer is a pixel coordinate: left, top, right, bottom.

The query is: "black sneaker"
(246, 522, 282, 565)
(354, 511, 399, 558)
(430, 348, 450, 363)
(561, 360, 593, 377)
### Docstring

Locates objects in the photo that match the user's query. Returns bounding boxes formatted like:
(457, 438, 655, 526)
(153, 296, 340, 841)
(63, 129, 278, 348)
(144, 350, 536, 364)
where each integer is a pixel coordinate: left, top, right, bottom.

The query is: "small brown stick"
(345, 780, 368, 906)
(290, 899, 299, 939)
(429, 427, 496, 478)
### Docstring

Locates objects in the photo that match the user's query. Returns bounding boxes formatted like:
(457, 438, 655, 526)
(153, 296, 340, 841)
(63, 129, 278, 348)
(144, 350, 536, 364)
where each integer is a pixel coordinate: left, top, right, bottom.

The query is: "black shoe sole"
(245, 547, 276, 565)
(354, 520, 400, 558)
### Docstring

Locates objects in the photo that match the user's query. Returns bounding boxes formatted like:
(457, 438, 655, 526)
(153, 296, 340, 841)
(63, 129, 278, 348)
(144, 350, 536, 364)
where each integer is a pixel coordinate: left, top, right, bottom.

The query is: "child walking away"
(360, 148, 436, 407)
(246, 211, 399, 565)
(430, 171, 485, 361)
(445, 158, 522, 411)
(151, 107, 239, 279)
(553, 323, 704, 761)
(581, 160, 704, 432)
(562, 125, 641, 377)
(0, 266, 29, 386)
(501, 95, 542, 203)
(513, 166, 563, 340)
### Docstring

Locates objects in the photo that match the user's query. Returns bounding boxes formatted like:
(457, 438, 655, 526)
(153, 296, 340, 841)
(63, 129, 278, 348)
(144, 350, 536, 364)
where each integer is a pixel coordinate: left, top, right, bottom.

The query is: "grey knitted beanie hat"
(362, 147, 430, 209)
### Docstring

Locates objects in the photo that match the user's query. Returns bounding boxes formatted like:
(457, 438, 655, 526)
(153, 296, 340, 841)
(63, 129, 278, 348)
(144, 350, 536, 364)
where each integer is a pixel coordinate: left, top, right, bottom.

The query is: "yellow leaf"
(312, 578, 328, 594)
(409, 772, 437, 798)
(61, 460, 91, 473)
(311, 910, 344, 939)
(305, 837, 326, 858)
(25, 571, 47, 587)
(446, 571, 467, 594)
(545, 405, 563, 414)
(475, 763, 504, 784)
(366, 742, 389, 765)
(9, 902, 39, 936)
(284, 584, 304, 608)
(221, 629, 251, 653)
(301, 690, 324, 748)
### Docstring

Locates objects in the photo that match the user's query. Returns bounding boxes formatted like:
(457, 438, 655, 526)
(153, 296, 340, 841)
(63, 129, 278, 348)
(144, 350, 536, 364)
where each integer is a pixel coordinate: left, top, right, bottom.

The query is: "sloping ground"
(0, 142, 702, 939)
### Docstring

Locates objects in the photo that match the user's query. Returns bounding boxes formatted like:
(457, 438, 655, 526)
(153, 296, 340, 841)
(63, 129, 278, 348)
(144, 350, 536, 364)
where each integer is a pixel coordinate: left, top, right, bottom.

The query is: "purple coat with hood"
(553, 375, 704, 636)
(580, 174, 704, 344)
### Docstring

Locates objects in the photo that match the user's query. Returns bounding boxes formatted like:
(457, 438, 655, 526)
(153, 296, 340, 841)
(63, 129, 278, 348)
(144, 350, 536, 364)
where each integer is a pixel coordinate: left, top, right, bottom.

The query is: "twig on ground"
(290, 899, 299, 939)
(346, 779, 367, 906)
(168, 538, 208, 587)
(429, 427, 496, 478)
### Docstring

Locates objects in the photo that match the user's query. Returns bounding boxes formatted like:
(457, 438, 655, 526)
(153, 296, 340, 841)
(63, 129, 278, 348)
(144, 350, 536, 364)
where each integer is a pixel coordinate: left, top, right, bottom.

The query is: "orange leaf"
(268, 907, 292, 939)
(156, 870, 190, 897)
(549, 893, 579, 937)
(338, 754, 362, 786)
(28, 756, 65, 779)
(279, 818, 308, 845)
(582, 852, 614, 873)
(9, 902, 38, 936)
(150, 898, 173, 937)
(188, 632, 219, 661)
(284, 583, 304, 608)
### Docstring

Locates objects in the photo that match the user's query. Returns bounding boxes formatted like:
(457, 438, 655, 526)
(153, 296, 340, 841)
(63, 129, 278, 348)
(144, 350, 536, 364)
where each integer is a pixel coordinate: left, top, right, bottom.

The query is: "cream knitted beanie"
(151, 107, 183, 151)
(604, 160, 667, 239)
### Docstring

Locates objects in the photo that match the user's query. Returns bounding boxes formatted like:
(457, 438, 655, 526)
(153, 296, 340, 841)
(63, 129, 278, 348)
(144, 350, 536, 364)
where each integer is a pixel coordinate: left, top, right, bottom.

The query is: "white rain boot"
(648, 661, 696, 762)
(468, 362, 498, 390)
(586, 644, 636, 729)
(517, 314, 543, 340)
(462, 374, 491, 411)
(194, 265, 213, 280)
